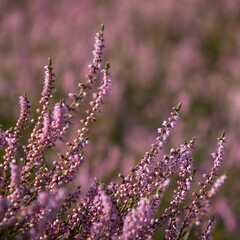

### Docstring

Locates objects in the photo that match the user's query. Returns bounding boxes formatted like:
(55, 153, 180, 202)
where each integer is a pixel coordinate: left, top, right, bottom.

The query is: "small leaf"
(157, 188, 162, 194)
(149, 148, 155, 156)
(221, 131, 225, 140)
(100, 24, 104, 34)
(192, 168, 197, 177)
(105, 62, 110, 71)
(176, 102, 182, 111)
(48, 57, 52, 66)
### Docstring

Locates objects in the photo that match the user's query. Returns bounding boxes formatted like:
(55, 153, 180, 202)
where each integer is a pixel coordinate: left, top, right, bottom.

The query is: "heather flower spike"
(0, 26, 227, 240)
(199, 217, 216, 240)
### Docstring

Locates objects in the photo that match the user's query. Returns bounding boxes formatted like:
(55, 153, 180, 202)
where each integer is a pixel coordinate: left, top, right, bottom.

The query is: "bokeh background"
(0, 0, 240, 239)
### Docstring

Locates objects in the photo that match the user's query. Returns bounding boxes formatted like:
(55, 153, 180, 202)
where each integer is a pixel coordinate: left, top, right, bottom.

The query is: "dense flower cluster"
(0, 26, 227, 240)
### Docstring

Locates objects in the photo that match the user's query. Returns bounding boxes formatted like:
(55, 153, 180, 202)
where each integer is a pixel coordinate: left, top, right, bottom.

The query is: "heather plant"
(0, 26, 227, 240)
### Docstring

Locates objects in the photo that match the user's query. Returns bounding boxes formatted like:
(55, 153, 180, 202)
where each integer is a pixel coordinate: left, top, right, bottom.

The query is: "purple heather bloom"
(92, 32, 105, 68)
(41, 66, 54, 98)
(9, 162, 20, 188)
(165, 218, 180, 240)
(199, 218, 216, 240)
(30, 188, 66, 239)
(38, 192, 49, 207)
(89, 187, 115, 239)
(208, 175, 227, 198)
(0, 130, 7, 149)
(0, 25, 229, 240)
(120, 198, 154, 240)
(51, 102, 68, 132)
(19, 96, 28, 113)
(38, 113, 51, 145)
(210, 136, 226, 177)
(15, 95, 31, 132)
(0, 197, 8, 222)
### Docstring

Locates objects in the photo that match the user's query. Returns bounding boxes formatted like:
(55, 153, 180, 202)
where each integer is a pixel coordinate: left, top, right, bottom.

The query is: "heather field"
(0, 1, 239, 239)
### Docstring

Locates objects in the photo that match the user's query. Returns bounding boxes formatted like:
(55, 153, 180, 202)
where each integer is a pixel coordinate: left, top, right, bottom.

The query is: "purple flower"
(199, 217, 216, 240)
(0, 25, 228, 240)
(120, 198, 154, 240)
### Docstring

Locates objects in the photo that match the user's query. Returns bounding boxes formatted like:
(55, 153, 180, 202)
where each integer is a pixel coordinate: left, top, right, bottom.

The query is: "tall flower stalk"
(0, 25, 227, 240)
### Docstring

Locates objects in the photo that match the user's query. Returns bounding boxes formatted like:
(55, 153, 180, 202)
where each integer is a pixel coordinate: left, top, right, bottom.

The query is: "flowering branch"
(0, 26, 227, 240)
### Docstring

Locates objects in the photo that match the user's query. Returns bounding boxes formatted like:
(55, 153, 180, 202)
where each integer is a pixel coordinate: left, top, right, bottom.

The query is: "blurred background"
(0, 0, 239, 238)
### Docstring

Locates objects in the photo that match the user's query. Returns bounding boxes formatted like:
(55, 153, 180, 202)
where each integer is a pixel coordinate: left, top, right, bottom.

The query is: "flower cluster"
(0, 26, 227, 240)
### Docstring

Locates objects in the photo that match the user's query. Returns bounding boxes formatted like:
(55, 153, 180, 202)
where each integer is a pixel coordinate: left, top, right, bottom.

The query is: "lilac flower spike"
(115, 103, 182, 213)
(9, 162, 20, 188)
(51, 102, 68, 133)
(92, 24, 105, 69)
(177, 133, 226, 239)
(210, 132, 226, 178)
(199, 217, 216, 240)
(0, 26, 228, 240)
(120, 198, 154, 240)
(88, 187, 113, 239)
(208, 175, 227, 198)
(40, 59, 56, 104)
(0, 130, 7, 150)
